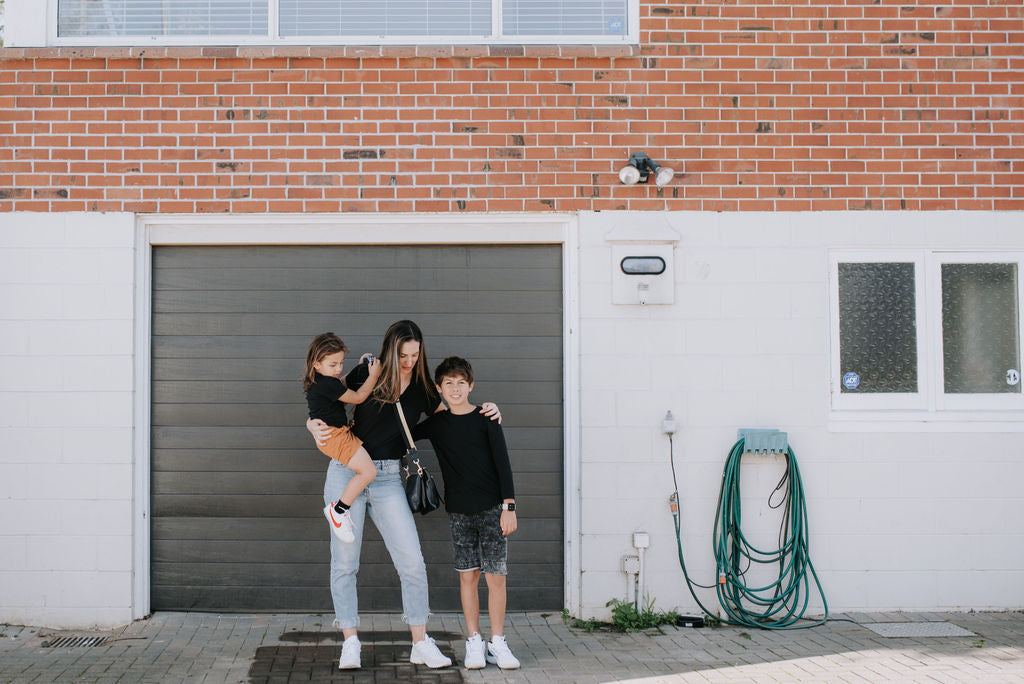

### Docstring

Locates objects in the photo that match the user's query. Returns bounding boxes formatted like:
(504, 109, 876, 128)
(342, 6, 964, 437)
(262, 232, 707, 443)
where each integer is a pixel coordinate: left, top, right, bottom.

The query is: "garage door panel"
(154, 402, 563, 429)
(151, 380, 562, 405)
(153, 356, 562, 383)
(153, 471, 325, 496)
(153, 312, 564, 337)
(154, 448, 561, 474)
(151, 244, 563, 612)
(152, 426, 314, 449)
(152, 587, 331, 612)
(153, 449, 326, 473)
(154, 244, 560, 270)
(153, 334, 560, 359)
(156, 289, 561, 315)
(153, 494, 323, 518)
(154, 266, 560, 292)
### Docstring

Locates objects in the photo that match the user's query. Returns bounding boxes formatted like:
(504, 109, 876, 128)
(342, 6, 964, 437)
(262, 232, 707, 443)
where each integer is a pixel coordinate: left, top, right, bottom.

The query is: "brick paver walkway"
(2, 611, 1023, 683)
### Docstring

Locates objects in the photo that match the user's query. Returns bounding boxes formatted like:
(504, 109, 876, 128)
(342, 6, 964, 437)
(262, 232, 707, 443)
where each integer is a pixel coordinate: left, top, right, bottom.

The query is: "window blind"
(280, 0, 491, 37)
(502, 0, 627, 36)
(58, 0, 268, 37)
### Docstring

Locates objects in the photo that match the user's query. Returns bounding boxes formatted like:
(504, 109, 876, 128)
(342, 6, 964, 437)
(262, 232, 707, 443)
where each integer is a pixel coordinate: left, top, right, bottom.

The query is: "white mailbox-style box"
(606, 219, 679, 305)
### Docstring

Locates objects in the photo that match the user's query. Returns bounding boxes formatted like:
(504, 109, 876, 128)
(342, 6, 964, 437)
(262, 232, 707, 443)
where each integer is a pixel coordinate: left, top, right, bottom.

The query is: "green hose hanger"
(669, 428, 829, 629)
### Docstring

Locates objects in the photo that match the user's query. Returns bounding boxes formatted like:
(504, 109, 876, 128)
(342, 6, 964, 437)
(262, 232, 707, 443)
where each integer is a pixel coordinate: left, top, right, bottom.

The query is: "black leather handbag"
(395, 400, 443, 515)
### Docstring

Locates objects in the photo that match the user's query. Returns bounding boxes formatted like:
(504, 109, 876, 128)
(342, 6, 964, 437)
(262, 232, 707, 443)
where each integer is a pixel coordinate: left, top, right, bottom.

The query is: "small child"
(412, 356, 520, 671)
(303, 332, 382, 544)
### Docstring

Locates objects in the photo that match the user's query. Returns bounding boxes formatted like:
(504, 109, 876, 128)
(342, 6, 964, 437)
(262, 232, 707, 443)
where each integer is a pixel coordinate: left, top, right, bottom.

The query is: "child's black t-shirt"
(305, 373, 352, 429)
(412, 407, 515, 514)
(345, 363, 440, 461)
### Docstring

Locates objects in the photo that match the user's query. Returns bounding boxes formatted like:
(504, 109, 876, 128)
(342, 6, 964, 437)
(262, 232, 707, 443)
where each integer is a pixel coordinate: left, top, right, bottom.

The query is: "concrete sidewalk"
(2, 610, 1023, 683)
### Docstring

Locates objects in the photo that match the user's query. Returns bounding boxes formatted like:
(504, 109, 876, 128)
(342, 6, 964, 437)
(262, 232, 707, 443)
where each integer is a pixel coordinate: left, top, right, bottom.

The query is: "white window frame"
(829, 251, 930, 412)
(830, 250, 1024, 416)
(40, 0, 640, 46)
(930, 252, 1024, 412)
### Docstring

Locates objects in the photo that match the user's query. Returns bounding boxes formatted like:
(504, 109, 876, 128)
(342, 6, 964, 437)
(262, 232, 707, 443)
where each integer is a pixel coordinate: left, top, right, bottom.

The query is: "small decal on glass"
(1006, 369, 1020, 386)
(608, 17, 624, 33)
(842, 371, 860, 390)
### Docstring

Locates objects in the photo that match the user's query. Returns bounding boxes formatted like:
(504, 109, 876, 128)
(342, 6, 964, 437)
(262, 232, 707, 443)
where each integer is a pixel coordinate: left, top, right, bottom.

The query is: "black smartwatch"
(500, 502, 516, 511)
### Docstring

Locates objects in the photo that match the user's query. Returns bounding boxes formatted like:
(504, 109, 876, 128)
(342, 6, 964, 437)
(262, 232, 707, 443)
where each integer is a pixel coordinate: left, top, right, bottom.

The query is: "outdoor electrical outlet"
(622, 555, 641, 574)
(662, 410, 677, 435)
(632, 532, 650, 549)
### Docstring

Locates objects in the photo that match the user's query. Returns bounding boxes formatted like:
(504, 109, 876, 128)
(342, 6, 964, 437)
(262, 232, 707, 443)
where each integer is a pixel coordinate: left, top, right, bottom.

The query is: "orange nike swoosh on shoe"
(328, 510, 343, 528)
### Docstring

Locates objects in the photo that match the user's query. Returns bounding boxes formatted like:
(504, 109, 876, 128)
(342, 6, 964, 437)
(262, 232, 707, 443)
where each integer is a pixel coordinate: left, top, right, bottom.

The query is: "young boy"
(412, 356, 521, 671)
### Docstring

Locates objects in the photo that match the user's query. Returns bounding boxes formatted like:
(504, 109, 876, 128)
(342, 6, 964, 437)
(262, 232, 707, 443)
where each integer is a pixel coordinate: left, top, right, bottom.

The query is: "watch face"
(504, 503, 515, 511)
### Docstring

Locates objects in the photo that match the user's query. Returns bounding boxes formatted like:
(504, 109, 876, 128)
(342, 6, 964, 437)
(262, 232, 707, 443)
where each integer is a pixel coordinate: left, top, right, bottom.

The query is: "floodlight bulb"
(618, 165, 641, 185)
(654, 166, 675, 187)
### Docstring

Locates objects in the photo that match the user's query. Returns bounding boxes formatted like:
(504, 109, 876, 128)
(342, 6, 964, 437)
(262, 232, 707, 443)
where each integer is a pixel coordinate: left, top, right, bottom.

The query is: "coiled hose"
(669, 435, 829, 629)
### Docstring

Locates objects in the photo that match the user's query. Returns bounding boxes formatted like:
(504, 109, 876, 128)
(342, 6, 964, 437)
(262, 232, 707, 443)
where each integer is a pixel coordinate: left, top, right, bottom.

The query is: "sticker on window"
(842, 372, 861, 390)
(1007, 369, 1020, 386)
(608, 17, 624, 33)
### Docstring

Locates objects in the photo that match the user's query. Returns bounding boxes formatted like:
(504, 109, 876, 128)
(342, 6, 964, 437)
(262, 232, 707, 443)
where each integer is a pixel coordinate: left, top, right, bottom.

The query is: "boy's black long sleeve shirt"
(412, 407, 515, 514)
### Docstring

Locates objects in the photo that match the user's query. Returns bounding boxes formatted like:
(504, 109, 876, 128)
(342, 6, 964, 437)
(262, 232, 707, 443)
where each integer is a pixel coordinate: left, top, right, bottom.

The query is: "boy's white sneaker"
(486, 635, 520, 670)
(338, 636, 361, 669)
(410, 636, 452, 668)
(323, 503, 355, 543)
(464, 633, 486, 669)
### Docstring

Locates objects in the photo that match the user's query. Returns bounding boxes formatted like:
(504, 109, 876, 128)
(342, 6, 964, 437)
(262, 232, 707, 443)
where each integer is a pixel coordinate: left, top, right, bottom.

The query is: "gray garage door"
(151, 245, 563, 612)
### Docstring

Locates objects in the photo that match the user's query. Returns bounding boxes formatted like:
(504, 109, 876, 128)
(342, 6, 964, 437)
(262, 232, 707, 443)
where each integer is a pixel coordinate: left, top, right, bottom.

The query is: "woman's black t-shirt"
(345, 363, 440, 461)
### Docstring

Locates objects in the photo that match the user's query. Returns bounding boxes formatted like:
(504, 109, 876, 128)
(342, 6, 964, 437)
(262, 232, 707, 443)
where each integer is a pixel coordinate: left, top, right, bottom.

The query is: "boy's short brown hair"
(434, 356, 474, 386)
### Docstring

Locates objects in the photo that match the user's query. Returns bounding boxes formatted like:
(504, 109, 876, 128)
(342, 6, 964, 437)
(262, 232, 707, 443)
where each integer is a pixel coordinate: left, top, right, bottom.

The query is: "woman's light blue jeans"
(324, 458, 430, 629)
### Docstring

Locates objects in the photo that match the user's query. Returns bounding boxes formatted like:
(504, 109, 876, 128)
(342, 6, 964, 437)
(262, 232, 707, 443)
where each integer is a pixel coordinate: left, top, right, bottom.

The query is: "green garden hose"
(669, 435, 829, 629)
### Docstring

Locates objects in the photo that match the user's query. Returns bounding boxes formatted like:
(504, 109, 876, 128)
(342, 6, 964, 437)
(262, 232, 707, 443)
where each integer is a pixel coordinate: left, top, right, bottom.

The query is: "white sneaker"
(323, 503, 355, 543)
(410, 636, 452, 669)
(486, 635, 520, 670)
(464, 633, 486, 669)
(338, 636, 361, 669)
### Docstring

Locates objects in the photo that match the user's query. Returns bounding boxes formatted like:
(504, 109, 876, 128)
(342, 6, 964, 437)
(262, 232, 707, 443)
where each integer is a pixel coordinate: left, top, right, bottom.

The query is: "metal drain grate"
(862, 622, 976, 638)
(44, 636, 109, 648)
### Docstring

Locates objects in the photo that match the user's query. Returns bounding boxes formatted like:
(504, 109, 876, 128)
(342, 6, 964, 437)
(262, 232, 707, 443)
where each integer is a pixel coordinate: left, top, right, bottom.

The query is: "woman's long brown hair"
(372, 320, 436, 404)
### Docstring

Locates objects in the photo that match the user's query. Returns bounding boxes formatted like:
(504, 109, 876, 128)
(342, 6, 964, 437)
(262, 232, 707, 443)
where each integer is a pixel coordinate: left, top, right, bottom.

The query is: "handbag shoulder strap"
(394, 400, 416, 452)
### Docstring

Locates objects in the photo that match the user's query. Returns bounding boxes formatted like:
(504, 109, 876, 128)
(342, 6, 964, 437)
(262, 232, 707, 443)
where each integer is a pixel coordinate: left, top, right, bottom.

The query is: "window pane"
(503, 0, 627, 36)
(838, 262, 918, 393)
(58, 0, 268, 36)
(280, 0, 491, 36)
(942, 263, 1021, 394)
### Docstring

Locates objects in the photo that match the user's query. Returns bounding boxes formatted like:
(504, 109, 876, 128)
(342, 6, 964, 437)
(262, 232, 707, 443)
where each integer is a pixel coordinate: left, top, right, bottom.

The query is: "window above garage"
(48, 0, 636, 44)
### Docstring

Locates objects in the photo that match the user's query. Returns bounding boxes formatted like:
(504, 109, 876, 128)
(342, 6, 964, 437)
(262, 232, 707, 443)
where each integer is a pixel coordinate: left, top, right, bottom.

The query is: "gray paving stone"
(3, 611, 1024, 682)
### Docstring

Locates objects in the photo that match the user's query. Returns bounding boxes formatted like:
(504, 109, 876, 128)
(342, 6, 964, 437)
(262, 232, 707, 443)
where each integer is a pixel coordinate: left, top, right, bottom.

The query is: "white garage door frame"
(131, 213, 582, 620)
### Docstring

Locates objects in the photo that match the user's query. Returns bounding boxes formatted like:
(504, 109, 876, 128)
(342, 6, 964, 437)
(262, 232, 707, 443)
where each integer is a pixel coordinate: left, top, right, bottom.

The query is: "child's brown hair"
(434, 356, 474, 386)
(303, 332, 349, 391)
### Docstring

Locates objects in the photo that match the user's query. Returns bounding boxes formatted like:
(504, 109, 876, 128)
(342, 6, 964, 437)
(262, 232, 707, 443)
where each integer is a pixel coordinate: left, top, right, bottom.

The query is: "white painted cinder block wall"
(575, 210, 1024, 619)
(0, 212, 136, 628)
(3, 209, 1022, 629)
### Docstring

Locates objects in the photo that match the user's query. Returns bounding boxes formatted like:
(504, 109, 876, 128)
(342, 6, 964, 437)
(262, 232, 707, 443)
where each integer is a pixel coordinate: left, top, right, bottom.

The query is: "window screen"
(280, 0, 491, 36)
(58, 0, 268, 36)
(941, 263, 1021, 394)
(837, 262, 918, 393)
(502, 0, 627, 36)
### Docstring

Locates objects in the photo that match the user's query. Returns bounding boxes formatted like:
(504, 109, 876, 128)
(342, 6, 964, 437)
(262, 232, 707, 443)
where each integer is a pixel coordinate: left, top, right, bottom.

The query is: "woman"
(307, 319, 500, 670)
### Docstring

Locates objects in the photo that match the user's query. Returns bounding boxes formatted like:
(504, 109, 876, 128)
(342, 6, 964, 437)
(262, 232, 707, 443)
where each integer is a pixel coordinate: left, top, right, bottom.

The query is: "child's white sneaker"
(486, 634, 520, 669)
(338, 635, 361, 669)
(410, 635, 452, 668)
(323, 503, 355, 543)
(464, 633, 486, 669)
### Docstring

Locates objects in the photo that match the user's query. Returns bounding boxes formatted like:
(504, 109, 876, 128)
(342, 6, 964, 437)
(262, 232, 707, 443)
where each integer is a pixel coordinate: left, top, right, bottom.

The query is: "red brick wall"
(1, 0, 1022, 213)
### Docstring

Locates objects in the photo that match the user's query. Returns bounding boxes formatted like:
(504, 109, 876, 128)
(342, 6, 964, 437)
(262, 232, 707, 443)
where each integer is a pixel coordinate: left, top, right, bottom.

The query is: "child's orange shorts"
(317, 425, 363, 465)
